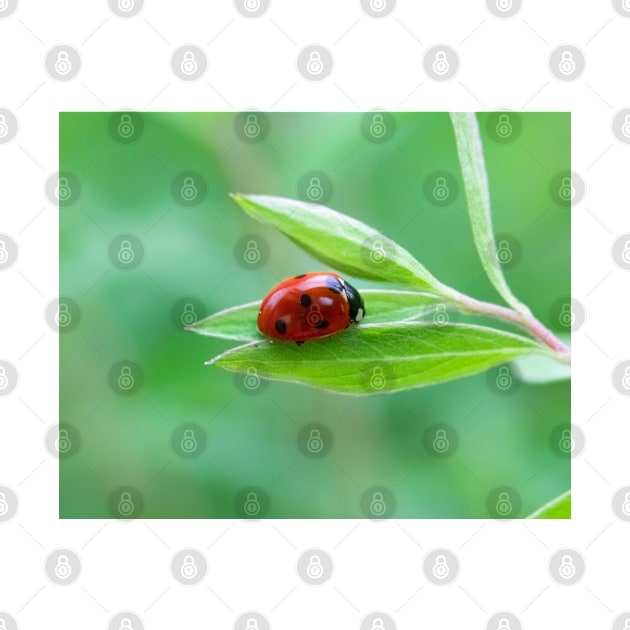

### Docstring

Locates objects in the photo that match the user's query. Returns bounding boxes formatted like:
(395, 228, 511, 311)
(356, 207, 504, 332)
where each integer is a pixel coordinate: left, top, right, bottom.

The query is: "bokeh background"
(59, 111, 570, 518)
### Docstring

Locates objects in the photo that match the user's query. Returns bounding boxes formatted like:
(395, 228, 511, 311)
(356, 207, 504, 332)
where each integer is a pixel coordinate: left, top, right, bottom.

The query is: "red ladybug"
(257, 272, 365, 344)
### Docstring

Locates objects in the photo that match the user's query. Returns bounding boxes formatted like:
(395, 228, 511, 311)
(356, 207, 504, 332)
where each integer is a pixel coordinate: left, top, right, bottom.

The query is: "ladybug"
(257, 272, 365, 344)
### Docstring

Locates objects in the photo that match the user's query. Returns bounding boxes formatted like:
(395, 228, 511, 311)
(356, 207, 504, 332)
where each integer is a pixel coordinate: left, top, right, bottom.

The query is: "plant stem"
(442, 288, 571, 363)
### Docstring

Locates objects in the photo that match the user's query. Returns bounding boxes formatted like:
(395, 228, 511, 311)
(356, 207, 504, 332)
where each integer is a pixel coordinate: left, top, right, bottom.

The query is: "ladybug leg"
(295, 340, 305, 346)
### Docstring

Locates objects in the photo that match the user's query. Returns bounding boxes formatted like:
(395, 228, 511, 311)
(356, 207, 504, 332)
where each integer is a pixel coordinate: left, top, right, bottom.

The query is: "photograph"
(59, 111, 570, 519)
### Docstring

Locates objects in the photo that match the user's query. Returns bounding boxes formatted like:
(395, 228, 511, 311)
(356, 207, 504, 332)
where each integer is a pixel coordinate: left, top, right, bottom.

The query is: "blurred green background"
(59, 111, 570, 518)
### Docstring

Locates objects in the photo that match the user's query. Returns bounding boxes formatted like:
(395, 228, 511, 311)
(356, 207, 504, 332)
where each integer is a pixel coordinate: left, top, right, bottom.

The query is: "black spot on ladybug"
(315, 320, 330, 329)
(294, 273, 306, 279)
(275, 319, 287, 334)
(300, 294, 312, 307)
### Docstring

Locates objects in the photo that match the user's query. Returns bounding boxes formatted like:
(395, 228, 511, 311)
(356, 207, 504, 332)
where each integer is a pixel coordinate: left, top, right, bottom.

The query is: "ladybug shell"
(257, 273, 364, 342)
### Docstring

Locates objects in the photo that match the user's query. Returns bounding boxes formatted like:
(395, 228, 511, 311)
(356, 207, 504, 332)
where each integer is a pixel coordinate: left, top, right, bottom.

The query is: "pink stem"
(444, 290, 571, 362)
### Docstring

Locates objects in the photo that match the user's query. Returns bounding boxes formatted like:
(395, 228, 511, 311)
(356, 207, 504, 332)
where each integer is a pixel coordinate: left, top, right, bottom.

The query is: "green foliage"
(59, 112, 570, 518)
(190, 115, 569, 399)
(231, 193, 449, 292)
(186, 289, 446, 342)
(208, 323, 546, 395)
(449, 113, 529, 315)
(527, 490, 571, 519)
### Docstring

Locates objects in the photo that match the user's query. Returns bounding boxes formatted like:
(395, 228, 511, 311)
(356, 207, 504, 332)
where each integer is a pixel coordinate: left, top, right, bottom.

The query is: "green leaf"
(230, 193, 451, 293)
(186, 300, 264, 342)
(206, 322, 549, 395)
(449, 113, 529, 316)
(514, 352, 571, 384)
(186, 290, 448, 342)
(527, 490, 571, 519)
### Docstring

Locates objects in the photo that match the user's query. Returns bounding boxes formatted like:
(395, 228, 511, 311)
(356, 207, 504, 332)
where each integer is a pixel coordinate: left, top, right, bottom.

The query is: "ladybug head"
(343, 280, 365, 323)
